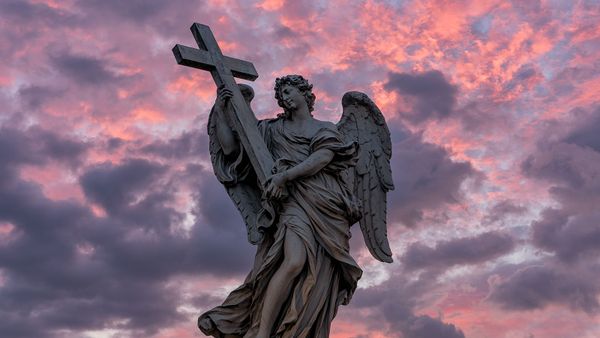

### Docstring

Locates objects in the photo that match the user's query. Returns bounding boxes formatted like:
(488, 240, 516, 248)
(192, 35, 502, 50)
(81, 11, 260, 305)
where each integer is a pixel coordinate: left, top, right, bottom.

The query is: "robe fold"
(199, 116, 363, 338)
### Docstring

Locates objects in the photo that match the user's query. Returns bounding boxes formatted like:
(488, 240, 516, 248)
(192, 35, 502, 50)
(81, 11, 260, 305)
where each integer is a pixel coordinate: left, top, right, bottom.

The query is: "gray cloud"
(565, 108, 600, 152)
(492, 108, 600, 314)
(490, 264, 600, 313)
(51, 52, 121, 86)
(80, 158, 167, 214)
(0, 0, 80, 27)
(0, 126, 88, 170)
(79, 0, 170, 23)
(485, 200, 527, 223)
(352, 271, 465, 338)
(399, 315, 465, 338)
(532, 209, 600, 262)
(18, 85, 65, 110)
(140, 129, 209, 160)
(385, 70, 458, 123)
(0, 126, 254, 337)
(389, 133, 475, 226)
(520, 110, 600, 262)
(402, 231, 516, 271)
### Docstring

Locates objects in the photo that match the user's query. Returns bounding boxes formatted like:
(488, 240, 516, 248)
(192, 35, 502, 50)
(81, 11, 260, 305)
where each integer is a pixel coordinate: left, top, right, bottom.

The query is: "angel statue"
(198, 75, 394, 338)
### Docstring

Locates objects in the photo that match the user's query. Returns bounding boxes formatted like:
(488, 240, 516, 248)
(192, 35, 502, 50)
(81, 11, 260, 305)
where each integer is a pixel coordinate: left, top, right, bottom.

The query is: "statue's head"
(274, 75, 316, 116)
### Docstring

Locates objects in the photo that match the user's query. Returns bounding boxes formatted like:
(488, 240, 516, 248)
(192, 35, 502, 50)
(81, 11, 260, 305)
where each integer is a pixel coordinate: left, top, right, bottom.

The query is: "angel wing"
(337, 91, 395, 263)
(207, 106, 263, 244)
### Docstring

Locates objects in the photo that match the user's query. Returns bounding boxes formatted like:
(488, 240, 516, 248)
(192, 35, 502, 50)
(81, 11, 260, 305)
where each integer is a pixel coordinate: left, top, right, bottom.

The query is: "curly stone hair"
(274, 75, 316, 116)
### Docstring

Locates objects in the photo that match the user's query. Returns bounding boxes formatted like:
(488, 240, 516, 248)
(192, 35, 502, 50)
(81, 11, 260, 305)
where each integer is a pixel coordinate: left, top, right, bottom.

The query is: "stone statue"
(173, 24, 394, 338)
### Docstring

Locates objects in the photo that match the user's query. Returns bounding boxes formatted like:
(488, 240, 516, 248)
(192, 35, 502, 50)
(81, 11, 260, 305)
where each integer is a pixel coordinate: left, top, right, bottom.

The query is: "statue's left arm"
(283, 148, 334, 180)
(264, 148, 334, 200)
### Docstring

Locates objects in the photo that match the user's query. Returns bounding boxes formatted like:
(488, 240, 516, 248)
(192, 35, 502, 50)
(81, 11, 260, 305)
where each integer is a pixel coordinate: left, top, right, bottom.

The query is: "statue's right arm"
(213, 87, 240, 156)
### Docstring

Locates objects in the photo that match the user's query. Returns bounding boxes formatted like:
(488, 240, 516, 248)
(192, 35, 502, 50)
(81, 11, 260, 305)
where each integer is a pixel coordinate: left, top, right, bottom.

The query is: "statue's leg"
(256, 229, 307, 338)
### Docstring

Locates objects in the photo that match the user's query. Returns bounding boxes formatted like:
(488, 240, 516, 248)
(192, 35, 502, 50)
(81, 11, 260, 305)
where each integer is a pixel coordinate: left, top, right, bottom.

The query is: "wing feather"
(337, 91, 394, 263)
(208, 107, 263, 244)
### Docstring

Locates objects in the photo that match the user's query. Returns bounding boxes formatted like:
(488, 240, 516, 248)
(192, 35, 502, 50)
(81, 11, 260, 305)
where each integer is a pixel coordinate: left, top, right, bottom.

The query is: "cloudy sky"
(1, 0, 599, 337)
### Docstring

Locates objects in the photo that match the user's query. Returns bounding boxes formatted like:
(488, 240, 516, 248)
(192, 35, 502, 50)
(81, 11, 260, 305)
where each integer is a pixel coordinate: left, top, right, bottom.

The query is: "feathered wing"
(207, 107, 263, 245)
(337, 91, 395, 263)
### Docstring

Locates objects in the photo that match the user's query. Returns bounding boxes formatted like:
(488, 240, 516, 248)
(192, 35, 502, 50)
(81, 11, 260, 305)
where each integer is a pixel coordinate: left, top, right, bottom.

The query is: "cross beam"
(172, 23, 273, 185)
(172, 45, 258, 81)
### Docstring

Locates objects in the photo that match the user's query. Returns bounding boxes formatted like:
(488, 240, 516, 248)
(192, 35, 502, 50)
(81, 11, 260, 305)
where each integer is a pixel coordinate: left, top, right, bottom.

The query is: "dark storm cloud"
(0, 126, 88, 170)
(0, 187, 251, 337)
(310, 61, 386, 107)
(399, 315, 465, 338)
(385, 70, 458, 123)
(490, 264, 600, 313)
(522, 109, 600, 191)
(0, 0, 79, 27)
(401, 231, 515, 271)
(0, 130, 254, 336)
(532, 209, 600, 262)
(79, 0, 169, 22)
(353, 271, 465, 337)
(520, 110, 600, 263)
(496, 108, 600, 315)
(140, 129, 209, 160)
(80, 158, 166, 214)
(187, 219, 254, 276)
(0, 147, 184, 336)
(521, 139, 600, 212)
(51, 51, 121, 85)
(195, 173, 249, 233)
(389, 133, 476, 226)
(565, 108, 600, 152)
(18, 85, 65, 109)
(384, 70, 514, 132)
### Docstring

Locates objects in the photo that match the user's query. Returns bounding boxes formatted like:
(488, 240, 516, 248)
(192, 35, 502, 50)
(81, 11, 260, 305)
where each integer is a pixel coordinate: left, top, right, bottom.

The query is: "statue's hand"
(264, 172, 288, 200)
(215, 85, 233, 112)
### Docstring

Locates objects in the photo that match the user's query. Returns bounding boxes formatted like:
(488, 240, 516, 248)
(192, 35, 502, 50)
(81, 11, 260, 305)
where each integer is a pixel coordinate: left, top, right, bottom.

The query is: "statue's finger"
(266, 184, 274, 196)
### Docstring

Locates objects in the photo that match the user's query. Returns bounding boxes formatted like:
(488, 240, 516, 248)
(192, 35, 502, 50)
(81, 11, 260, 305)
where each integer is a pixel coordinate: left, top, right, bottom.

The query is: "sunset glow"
(0, 1, 599, 337)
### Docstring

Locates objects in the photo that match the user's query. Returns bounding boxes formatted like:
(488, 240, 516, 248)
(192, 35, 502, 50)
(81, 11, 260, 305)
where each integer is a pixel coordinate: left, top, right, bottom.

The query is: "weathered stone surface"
(173, 24, 394, 338)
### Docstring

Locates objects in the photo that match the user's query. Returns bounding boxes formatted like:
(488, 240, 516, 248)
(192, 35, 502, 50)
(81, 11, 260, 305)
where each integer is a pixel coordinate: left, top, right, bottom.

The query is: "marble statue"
(173, 23, 394, 338)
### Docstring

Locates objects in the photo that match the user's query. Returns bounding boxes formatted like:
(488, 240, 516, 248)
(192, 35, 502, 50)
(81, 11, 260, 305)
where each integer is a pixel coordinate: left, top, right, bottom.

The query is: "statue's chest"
(269, 131, 311, 161)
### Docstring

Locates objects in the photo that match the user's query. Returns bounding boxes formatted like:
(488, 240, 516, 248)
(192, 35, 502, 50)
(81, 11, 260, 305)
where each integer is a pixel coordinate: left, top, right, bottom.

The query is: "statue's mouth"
(284, 100, 295, 109)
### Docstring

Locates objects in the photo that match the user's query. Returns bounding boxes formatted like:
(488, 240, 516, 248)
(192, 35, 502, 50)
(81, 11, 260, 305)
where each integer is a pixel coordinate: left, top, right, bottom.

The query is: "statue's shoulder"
(258, 116, 283, 129)
(313, 119, 337, 132)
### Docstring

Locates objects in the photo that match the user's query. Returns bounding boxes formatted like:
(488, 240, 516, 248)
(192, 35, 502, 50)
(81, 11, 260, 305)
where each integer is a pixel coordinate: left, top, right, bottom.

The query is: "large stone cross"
(172, 23, 273, 185)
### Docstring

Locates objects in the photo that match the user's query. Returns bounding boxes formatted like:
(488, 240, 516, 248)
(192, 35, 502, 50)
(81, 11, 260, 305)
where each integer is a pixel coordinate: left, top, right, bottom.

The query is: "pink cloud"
(0, 0, 599, 337)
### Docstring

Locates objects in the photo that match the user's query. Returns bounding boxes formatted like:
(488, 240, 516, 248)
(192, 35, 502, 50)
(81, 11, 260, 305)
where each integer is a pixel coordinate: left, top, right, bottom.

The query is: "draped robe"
(199, 116, 363, 338)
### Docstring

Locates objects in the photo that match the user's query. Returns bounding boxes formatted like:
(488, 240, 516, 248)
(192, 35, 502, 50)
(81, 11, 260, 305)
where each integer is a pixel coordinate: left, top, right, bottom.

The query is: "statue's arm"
(282, 149, 334, 181)
(265, 148, 333, 200)
(212, 87, 240, 156)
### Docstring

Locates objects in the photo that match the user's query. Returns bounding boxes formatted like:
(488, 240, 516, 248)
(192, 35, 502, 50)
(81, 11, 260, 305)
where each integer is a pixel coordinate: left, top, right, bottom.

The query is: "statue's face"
(280, 84, 306, 112)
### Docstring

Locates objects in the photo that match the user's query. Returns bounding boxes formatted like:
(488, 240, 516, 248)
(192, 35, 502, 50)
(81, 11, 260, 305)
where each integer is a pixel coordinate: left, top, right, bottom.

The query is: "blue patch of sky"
(537, 40, 573, 80)
(381, 0, 406, 10)
(471, 14, 493, 38)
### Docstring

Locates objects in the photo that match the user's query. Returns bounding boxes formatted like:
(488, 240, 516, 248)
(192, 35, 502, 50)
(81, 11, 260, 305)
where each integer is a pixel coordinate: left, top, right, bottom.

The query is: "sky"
(0, 0, 599, 337)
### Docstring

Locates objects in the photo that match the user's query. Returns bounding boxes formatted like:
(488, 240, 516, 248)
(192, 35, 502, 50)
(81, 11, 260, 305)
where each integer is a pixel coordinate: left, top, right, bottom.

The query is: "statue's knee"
(282, 256, 305, 277)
